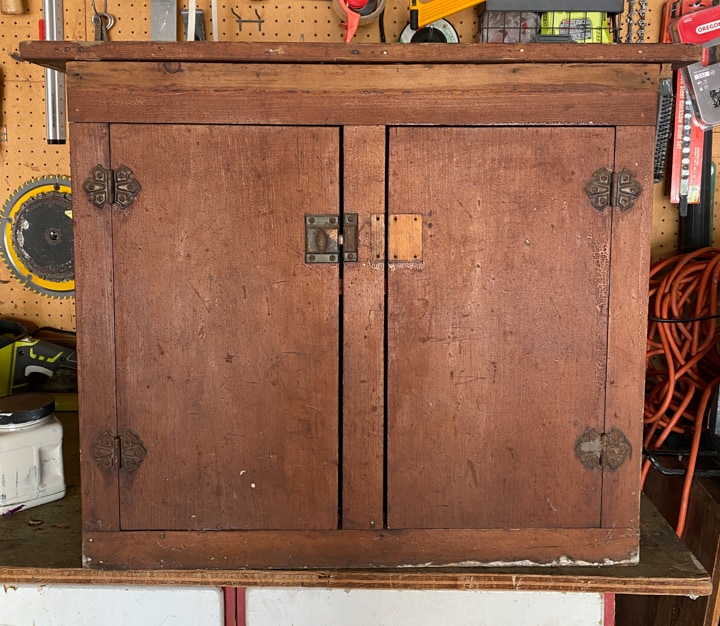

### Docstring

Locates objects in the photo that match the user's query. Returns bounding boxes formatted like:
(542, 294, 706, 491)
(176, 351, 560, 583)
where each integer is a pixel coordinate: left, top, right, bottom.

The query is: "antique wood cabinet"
(20, 41, 699, 570)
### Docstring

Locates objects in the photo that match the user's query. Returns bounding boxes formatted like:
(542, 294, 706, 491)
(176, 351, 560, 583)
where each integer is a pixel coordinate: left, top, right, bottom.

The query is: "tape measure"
(399, 18, 459, 42)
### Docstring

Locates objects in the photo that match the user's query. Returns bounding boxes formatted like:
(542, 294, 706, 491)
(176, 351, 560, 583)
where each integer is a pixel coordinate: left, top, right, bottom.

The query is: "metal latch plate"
(305, 214, 358, 263)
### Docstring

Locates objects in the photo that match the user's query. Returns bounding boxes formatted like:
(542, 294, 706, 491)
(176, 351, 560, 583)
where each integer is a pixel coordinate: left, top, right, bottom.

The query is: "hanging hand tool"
(41, 0, 65, 144)
(409, 0, 484, 30)
(182, 7, 205, 40)
(150, 0, 178, 41)
(230, 7, 264, 33)
(624, 0, 647, 42)
(661, 0, 711, 214)
(187, 0, 196, 40)
(211, 0, 218, 40)
(0, 0, 25, 14)
(91, 0, 115, 41)
(653, 76, 674, 183)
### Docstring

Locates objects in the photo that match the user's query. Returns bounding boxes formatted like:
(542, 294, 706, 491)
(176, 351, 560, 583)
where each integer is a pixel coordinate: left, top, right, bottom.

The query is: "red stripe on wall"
(605, 592, 615, 626)
(223, 587, 236, 626)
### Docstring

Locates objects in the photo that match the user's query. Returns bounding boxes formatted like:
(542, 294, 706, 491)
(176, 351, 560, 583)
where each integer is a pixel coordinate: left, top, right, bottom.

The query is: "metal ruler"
(42, 0, 65, 144)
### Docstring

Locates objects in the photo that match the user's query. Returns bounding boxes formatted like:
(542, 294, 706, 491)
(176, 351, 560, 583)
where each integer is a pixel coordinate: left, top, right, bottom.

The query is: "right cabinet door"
(385, 126, 625, 531)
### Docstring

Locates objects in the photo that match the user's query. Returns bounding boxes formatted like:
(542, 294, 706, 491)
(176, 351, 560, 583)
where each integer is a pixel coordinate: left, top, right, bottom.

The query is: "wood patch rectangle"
(389, 214, 423, 263)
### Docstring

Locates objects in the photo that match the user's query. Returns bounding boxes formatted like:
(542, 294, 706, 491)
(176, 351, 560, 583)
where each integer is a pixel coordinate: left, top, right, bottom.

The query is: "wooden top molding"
(17, 41, 701, 72)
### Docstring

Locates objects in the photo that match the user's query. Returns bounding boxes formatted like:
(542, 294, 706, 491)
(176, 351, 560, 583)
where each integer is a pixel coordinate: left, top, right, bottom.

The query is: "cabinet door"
(109, 124, 340, 531)
(386, 126, 616, 530)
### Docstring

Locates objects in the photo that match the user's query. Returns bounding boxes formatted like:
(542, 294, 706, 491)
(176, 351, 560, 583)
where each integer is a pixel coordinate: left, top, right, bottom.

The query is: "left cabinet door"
(104, 124, 341, 531)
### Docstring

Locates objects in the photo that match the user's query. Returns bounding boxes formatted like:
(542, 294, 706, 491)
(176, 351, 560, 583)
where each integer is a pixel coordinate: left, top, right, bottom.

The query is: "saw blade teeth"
(0, 175, 75, 300)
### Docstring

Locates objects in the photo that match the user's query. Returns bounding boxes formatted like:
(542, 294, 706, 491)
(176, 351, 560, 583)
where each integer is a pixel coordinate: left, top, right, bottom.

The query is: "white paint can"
(0, 393, 65, 515)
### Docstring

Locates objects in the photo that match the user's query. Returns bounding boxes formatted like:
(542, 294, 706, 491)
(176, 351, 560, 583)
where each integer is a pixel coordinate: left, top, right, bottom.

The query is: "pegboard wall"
(0, 0, 718, 330)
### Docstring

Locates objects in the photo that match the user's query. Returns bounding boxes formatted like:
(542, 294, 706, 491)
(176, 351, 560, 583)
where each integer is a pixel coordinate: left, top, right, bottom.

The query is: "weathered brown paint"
(17, 43, 695, 569)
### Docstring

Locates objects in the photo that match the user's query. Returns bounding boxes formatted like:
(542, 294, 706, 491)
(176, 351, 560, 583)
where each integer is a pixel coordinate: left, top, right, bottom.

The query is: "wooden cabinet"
(19, 41, 700, 570)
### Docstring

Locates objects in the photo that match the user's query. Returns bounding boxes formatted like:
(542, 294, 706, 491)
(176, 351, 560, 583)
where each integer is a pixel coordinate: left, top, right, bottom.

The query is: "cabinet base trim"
(82, 528, 638, 570)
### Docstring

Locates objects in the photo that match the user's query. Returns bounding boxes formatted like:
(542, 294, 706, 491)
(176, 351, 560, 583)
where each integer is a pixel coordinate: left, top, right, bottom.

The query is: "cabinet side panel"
(603, 126, 655, 530)
(341, 126, 386, 530)
(70, 122, 121, 533)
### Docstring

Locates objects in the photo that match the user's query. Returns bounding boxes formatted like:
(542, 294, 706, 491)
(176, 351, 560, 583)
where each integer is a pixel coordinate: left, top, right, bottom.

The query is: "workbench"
(2, 43, 713, 626)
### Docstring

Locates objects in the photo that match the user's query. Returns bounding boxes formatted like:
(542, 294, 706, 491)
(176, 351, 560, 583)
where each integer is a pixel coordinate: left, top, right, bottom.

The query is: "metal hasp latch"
(584, 167, 642, 213)
(91, 430, 147, 473)
(575, 428, 632, 471)
(305, 214, 358, 263)
(82, 164, 141, 210)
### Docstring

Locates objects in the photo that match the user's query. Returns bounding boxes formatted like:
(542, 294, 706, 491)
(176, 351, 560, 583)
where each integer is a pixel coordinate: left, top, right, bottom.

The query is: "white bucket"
(0, 393, 66, 515)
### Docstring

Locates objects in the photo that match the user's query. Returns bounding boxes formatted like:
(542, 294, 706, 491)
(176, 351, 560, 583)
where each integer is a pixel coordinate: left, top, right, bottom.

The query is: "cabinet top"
(18, 41, 700, 72)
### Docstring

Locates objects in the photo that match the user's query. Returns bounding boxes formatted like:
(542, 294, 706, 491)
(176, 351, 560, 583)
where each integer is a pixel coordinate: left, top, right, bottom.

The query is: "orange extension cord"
(643, 247, 720, 537)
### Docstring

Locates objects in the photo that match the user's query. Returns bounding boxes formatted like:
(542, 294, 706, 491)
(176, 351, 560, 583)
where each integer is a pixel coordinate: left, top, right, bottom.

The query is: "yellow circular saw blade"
(1, 175, 74, 299)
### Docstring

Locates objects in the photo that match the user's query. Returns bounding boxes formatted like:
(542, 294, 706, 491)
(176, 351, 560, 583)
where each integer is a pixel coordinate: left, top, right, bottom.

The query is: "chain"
(625, 0, 634, 42)
(637, 0, 647, 41)
(624, 0, 646, 42)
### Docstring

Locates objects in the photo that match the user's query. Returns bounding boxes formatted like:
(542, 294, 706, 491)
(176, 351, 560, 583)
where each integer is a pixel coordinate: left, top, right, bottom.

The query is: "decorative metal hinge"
(584, 167, 642, 213)
(82, 164, 141, 210)
(91, 430, 147, 474)
(575, 428, 632, 471)
(305, 214, 358, 263)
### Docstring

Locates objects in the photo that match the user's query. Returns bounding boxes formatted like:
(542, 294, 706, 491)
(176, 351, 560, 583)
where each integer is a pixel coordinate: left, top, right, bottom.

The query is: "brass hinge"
(574, 428, 632, 471)
(305, 214, 358, 263)
(584, 167, 642, 213)
(82, 164, 142, 210)
(91, 430, 147, 474)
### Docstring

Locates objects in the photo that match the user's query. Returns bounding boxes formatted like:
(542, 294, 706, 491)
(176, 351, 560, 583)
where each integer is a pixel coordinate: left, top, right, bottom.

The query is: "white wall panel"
(0, 584, 223, 626)
(246, 588, 607, 626)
